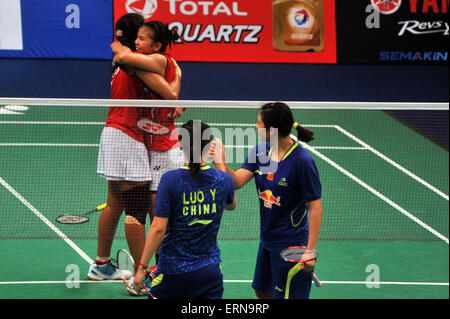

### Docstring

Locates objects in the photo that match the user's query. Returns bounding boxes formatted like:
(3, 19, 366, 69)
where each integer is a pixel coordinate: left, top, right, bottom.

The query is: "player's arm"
(227, 168, 253, 190)
(210, 138, 253, 190)
(135, 70, 181, 100)
(303, 198, 323, 272)
(307, 198, 322, 250)
(111, 41, 166, 75)
(167, 59, 184, 118)
(134, 216, 168, 288)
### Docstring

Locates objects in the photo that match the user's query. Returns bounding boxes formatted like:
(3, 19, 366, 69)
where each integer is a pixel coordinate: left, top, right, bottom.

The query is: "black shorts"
(150, 263, 224, 299)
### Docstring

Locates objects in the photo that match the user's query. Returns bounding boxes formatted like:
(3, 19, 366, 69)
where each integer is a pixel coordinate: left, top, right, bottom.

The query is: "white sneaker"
(125, 276, 146, 296)
(87, 260, 132, 281)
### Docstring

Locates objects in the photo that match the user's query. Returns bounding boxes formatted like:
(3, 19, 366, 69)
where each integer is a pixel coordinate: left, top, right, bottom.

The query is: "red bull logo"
(258, 189, 281, 208)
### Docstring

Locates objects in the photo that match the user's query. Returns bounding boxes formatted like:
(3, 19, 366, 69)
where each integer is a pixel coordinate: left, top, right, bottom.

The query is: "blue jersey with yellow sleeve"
(241, 141, 322, 251)
(154, 165, 235, 275)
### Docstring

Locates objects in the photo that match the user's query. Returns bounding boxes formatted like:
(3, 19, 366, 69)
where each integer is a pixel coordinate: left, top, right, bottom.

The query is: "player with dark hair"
(133, 120, 236, 299)
(88, 13, 181, 284)
(111, 20, 185, 285)
(211, 102, 323, 299)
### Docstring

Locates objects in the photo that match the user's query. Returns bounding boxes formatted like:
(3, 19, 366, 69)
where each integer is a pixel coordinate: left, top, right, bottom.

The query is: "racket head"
(117, 248, 135, 275)
(280, 246, 318, 263)
(56, 214, 89, 224)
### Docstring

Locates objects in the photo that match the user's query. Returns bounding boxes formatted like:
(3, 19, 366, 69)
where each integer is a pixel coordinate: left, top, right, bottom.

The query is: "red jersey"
(105, 66, 147, 143)
(143, 53, 178, 151)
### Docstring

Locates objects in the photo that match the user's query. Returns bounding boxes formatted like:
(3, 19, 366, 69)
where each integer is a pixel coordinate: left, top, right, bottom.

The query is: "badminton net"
(0, 98, 448, 242)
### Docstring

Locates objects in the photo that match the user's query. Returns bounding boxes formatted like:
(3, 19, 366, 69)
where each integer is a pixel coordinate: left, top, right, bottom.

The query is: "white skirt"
(97, 127, 152, 182)
(149, 147, 185, 191)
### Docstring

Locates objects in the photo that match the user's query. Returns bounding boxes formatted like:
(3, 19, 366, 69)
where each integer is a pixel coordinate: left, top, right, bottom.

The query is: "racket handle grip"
(311, 272, 322, 288)
(97, 203, 107, 211)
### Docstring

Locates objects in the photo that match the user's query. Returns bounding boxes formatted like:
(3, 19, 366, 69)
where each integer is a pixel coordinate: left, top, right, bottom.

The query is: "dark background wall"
(0, 59, 447, 101)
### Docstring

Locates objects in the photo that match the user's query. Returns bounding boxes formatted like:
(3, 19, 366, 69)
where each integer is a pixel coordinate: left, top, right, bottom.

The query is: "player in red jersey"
(112, 20, 184, 257)
(88, 14, 181, 285)
(110, 20, 183, 295)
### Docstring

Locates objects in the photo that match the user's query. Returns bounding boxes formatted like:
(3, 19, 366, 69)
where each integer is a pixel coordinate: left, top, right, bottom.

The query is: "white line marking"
(335, 125, 449, 201)
(311, 146, 367, 150)
(0, 121, 104, 125)
(0, 281, 120, 285)
(0, 143, 365, 151)
(0, 280, 447, 286)
(317, 281, 449, 286)
(0, 177, 94, 264)
(223, 280, 449, 286)
(0, 143, 99, 147)
(300, 142, 449, 244)
(0, 121, 335, 128)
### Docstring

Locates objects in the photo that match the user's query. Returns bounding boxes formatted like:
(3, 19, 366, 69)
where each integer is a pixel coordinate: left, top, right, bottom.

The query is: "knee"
(123, 184, 151, 225)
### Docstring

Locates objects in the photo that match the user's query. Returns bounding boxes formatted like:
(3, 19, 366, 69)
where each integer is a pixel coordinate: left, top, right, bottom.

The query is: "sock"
(95, 256, 110, 267)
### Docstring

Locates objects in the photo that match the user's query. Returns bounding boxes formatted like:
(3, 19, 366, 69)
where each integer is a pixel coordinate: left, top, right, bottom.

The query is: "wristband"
(139, 262, 148, 270)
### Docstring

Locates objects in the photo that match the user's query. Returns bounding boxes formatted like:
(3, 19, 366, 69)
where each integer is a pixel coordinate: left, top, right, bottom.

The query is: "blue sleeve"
(297, 151, 322, 201)
(240, 144, 257, 172)
(154, 172, 173, 218)
(224, 173, 235, 205)
(240, 142, 269, 172)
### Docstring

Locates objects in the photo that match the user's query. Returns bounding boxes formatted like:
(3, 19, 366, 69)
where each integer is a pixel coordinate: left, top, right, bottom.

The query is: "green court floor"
(0, 104, 448, 299)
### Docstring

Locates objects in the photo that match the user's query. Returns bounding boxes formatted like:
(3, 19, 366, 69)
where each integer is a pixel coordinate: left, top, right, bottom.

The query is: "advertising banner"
(113, 0, 337, 63)
(0, 0, 113, 59)
(336, 0, 448, 64)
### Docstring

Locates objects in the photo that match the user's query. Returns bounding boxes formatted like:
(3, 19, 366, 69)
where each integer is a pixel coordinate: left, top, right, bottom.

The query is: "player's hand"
(301, 259, 316, 273)
(134, 268, 146, 290)
(111, 41, 132, 65)
(167, 107, 184, 119)
(209, 138, 226, 164)
(111, 41, 130, 54)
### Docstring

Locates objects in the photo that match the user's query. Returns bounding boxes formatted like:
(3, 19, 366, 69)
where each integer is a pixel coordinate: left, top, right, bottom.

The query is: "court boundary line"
(0, 143, 100, 147)
(0, 177, 94, 264)
(0, 143, 367, 151)
(335, 125, 449, 201)
(0, 280, 447, 286)
(301, 142, 449, 244)
(0, 121, 105, 125)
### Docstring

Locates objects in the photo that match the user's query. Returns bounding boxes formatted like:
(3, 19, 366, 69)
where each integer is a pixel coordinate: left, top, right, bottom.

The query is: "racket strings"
(281, 247, 318, 262)
(117, 250, 135, 274)
(56, 214, 89, 224)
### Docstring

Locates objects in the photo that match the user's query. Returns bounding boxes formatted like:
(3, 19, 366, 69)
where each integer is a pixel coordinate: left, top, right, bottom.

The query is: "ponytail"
(293, 122, 314, 142)
(188, 160, 201, 175)
(169, 28, 180, 43)
(179, 120, 211, 176)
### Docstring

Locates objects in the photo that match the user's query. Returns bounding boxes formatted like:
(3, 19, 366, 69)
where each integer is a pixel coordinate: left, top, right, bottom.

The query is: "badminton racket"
(56, 203, 106, 224)
(280, 246, 322, 288)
